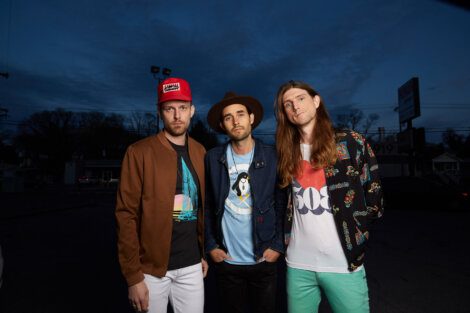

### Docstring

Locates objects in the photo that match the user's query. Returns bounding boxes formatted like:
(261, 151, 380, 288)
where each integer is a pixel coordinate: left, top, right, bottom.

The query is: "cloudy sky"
(0, 0, 469, 142)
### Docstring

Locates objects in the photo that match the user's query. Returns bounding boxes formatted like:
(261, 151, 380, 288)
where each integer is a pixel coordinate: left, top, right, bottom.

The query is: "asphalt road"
(0, 188, 469, 313)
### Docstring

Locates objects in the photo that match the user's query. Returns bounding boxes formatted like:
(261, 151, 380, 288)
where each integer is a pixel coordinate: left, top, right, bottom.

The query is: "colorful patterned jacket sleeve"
(349, 131, 384, 227)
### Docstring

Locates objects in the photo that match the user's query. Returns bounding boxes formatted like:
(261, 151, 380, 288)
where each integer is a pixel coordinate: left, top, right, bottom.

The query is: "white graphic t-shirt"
(222, 145, 256, 265)
(286, 144, 354, 273)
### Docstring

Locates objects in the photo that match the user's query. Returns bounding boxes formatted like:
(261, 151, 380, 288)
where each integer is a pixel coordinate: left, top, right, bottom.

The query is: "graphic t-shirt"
(286, 144, 354, 273)
(167, 141, 201, 270)
(222, 145, 256, 265)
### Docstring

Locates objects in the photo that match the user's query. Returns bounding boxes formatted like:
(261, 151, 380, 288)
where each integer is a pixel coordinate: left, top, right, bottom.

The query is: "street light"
(150, 66, 171, 83)
(150, 65, 173, 132)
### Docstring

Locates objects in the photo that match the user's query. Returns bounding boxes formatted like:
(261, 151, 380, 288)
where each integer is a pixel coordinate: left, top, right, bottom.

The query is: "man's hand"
(209, 248, 231, 263)
(128, 280, 149, 312)
(201, 258, 209, 278)
(263, 248, 281, 263)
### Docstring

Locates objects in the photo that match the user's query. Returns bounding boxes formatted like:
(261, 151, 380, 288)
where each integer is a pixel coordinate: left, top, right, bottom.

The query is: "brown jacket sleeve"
(115, 145, 145, 286)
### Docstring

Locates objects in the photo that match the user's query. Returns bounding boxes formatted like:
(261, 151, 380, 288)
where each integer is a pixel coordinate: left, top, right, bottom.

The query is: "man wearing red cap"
(204, 92, 285, 313)
(116, 77, 207, 313)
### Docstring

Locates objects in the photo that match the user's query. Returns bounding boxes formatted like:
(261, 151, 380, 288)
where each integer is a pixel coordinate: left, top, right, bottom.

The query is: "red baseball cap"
(157, 77, 192, 105)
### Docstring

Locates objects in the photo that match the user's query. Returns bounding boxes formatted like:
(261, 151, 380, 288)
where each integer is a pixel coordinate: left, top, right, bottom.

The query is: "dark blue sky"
(1, 0, 469, 142)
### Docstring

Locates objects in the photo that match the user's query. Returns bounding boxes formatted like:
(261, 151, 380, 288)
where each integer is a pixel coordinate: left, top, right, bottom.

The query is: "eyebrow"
(223, 109, 247, 118)
(284, 92, 308, 103)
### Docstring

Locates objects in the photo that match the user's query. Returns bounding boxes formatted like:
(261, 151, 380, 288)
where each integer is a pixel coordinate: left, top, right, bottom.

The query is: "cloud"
(1, 0, 469, 140)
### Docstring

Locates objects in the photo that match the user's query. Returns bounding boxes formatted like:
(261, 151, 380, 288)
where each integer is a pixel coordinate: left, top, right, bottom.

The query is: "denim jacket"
(285, 129, 383, 271)
(204, 138, 286, 259)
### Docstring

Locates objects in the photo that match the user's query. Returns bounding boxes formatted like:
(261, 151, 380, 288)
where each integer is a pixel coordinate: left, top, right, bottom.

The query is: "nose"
(173, 108, 181, 120)
(233, 116, 240, 126)
(292, 100, 301, 111)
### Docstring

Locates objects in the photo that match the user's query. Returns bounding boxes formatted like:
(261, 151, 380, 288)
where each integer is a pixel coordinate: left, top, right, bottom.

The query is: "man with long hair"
(204, 92, 285, 313)
(275, 80, 383, 313)
(116, 78, 208, 313)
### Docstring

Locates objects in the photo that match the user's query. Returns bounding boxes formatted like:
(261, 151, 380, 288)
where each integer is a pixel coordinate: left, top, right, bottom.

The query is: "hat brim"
(207, 96, 264, 134)
(158, 94, 192, 105)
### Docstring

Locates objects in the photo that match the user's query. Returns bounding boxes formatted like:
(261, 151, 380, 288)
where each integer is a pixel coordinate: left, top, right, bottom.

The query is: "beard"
(164, 121, 189, 137)
(227, 126, 251, 142)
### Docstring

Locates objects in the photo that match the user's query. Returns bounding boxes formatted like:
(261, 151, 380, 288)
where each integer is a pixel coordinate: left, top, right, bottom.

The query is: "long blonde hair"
(275, 81, 337, 188)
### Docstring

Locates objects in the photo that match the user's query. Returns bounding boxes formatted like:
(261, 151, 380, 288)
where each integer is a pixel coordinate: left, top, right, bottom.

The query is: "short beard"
(164, 124, 189, 137)
(228, 129, 251, 142)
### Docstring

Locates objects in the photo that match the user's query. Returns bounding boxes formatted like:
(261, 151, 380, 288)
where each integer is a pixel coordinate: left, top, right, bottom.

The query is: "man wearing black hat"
(204, 92, 285, 313)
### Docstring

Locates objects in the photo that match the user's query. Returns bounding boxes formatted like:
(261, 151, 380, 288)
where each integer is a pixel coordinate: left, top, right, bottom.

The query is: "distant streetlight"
(150, 65, 171, 83)
(150, 65, 173, 132)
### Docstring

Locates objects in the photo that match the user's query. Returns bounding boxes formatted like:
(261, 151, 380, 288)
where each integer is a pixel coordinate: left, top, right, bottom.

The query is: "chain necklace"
(230, 141, 255, 175)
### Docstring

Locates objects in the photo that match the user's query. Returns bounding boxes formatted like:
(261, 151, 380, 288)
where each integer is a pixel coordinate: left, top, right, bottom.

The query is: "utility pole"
(150, 66, 172, 132)
(0, 71, 9, 121)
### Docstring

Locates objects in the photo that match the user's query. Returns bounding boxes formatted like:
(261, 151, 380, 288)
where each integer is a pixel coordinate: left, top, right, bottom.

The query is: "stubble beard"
(228, 127, 251, 143)
(164, 122, 189, 137)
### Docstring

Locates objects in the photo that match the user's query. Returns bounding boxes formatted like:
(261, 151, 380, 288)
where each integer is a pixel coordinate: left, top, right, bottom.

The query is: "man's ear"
(190, 104, 195, 118)
(219, 121, 226, 131)
(250, 113, 255, 125)
(313, 95, 320, 109)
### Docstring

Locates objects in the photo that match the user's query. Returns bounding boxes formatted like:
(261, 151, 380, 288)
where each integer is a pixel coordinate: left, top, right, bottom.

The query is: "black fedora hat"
(207, 91, 264, 133)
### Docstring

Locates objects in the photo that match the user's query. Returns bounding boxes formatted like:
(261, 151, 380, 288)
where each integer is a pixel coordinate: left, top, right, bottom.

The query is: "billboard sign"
(398, 77, 420, 124)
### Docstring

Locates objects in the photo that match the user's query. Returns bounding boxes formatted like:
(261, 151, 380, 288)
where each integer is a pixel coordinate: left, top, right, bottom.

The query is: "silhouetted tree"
(128, 111, 158, 137)
(14, 109, 132, 182)
(363, 113, 380, 135)
(15, 108, 77, 180)
(76, 111, 129, 159)
(442, 128, 464, 153)
(336, 108, 380, 136)
(464, 134, 470, 157)
(189, 119, 219, 150)
(442, 128, 470, 157)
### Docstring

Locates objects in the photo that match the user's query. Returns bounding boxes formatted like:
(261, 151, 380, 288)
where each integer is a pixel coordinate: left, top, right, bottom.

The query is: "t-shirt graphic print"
(173, 157, 198, 222)
(286, 144, 351, 273)
(293, 160, 331, 216)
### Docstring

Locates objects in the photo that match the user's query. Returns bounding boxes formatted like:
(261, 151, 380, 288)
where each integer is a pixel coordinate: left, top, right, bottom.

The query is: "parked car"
(77, 176, 99, 185)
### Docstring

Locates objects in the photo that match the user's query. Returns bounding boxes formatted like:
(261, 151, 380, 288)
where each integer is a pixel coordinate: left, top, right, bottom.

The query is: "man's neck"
(163, 130, 186, 146)
(298, 121, 315, 144)
(230, 136, 254, 155)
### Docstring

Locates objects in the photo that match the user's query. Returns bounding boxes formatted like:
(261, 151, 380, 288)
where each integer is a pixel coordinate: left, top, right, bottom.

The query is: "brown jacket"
(116, 132, 206, 286)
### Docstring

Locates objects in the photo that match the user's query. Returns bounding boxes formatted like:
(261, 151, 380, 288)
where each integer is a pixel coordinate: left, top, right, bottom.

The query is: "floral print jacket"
(286, 129, 384, 271)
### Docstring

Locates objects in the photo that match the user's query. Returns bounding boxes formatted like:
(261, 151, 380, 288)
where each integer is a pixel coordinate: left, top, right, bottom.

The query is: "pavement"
(0, 187, 469, 313)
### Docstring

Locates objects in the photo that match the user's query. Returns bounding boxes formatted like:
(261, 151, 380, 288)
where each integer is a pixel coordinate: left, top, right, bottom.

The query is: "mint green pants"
(286, 266, 369, 313)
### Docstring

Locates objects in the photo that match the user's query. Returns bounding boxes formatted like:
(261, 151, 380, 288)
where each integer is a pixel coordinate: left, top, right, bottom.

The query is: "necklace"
(230, 141, 255, 175)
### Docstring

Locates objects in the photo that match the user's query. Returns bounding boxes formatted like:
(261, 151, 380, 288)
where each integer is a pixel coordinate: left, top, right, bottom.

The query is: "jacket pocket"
(256, 201, 275, 241)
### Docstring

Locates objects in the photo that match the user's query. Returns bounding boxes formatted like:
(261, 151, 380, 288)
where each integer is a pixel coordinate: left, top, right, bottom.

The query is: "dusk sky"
(1, 0, 469, 142)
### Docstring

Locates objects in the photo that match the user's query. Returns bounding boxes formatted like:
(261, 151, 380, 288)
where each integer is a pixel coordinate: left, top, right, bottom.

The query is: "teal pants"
(286, 266, 369, 313)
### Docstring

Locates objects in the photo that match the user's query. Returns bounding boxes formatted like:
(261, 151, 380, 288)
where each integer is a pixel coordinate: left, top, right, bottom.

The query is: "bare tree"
(336, 108, 379, 135)
(336, 108, 363, 130)
(128, 111, 157, 137)
(363, 113, 380, 135)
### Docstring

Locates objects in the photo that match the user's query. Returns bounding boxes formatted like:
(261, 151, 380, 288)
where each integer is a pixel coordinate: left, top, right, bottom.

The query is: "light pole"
(150, 65, 172, 132)
(1, 72, 9, 123)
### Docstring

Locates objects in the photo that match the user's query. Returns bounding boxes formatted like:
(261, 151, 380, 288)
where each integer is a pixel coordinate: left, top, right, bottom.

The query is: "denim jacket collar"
(217, 137, 266, 169)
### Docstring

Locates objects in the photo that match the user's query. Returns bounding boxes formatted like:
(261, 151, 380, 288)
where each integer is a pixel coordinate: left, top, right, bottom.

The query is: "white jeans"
(144, 262, 204, 313)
